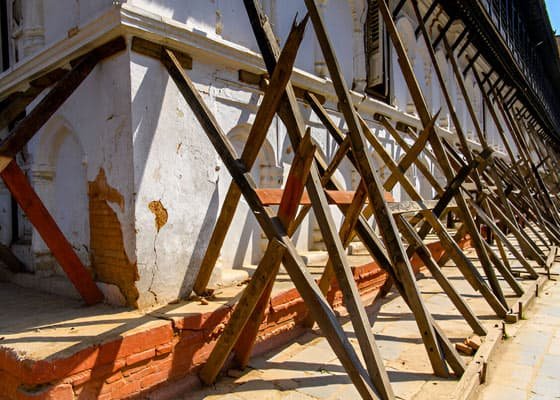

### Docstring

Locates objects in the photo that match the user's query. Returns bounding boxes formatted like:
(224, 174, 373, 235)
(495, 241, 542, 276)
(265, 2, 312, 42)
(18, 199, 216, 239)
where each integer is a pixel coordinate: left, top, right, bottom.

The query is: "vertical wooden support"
(1, 161, 103, 304)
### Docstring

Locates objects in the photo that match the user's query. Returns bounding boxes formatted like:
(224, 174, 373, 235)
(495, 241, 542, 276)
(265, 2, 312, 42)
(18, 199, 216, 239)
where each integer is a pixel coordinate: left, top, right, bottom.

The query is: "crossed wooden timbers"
(0, 0, 559, 399)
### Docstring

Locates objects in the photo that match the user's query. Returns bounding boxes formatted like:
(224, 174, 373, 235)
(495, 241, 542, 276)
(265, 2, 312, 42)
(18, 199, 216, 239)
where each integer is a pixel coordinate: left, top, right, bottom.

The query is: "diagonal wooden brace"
(0, 37, 126, 172)
(163, 44, 384, 400)
(307, 0, 453, 378)
(1, 161, 103, 304)
(397, 215, 487, 336)
(232, 130, 317, 367)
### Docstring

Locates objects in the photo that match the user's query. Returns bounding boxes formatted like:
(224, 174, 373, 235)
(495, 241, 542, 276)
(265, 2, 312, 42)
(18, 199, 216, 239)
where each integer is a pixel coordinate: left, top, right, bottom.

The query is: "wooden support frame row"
(184, 0, 558, 397)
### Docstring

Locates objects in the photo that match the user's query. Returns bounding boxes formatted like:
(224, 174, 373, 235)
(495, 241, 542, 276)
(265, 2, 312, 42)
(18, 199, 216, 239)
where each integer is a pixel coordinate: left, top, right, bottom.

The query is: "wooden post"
(200, 132, 316, 385)
(0, 37, 126, 172)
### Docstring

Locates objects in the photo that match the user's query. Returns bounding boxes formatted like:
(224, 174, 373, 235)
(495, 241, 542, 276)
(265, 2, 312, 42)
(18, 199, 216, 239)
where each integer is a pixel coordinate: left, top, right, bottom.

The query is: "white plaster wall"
(131, 52, 223, 306)
(27, 51, 136, 279)
(42, 0, 114, 47)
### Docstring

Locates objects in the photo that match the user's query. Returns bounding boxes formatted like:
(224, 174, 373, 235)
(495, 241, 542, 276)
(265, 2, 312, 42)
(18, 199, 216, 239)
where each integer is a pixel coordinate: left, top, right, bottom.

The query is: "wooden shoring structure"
(182, 0, 536, 391)
(0, 37, 126, 305)
(0, 1, 556, 398)
(182, 0, 560, 395)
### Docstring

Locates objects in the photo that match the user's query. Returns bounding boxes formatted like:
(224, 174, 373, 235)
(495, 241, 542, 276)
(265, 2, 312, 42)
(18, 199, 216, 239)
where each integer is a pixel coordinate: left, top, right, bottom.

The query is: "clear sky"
(545, 0, 560, 34)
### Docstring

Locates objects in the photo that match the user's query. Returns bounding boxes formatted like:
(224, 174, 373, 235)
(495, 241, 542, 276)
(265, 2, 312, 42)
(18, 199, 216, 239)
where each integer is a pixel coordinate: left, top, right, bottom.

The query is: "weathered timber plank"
(233, 130, 316, 367)
(305, 70, 465, 378)
(201, 132, 315, 384)
(383, 0, 506, 307)
(131, 37, 192, 69)
(420, 210, 508, 318)
(397, 215, 487, 336)
(468, 199, 539, 278)
(245, 4, 395, 397)
(0, 37, 126, 172)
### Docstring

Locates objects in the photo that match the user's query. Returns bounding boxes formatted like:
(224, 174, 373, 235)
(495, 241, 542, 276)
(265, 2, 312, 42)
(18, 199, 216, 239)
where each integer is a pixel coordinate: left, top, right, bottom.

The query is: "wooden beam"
(397, 215, 487, 336)
(378, 116, 443, 194)
(0, 161, 103, 304)
(200, 131, 316, 384)
(131, 37, 192, 69)
(468, 199, 539, 278)
(308, 0, 455, 378)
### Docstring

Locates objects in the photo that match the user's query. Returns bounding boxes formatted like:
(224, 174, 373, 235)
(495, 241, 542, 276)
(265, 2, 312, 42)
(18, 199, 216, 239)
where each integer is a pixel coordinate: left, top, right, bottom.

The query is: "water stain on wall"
(89, 169, 139, 306)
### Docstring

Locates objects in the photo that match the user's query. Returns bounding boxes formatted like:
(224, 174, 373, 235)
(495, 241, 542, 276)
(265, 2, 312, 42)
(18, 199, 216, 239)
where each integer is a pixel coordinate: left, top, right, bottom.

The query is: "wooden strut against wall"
(378, 0, 509, 309)
(0, 36, 126, 305)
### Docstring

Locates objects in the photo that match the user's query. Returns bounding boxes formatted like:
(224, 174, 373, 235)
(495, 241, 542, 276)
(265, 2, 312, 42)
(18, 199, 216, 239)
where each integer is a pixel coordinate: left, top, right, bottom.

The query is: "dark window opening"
(365, 0, 390, 102)
(0, 0, 9, 71)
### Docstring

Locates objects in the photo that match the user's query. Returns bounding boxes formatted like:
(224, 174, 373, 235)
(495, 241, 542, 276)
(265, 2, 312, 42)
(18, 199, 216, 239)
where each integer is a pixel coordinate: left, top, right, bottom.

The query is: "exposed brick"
(16, 383, 74, 400)
(123, 363, 154, 379)
(90, 358, 126, 380)
(111, 378, 141, 399)
(105, 371, 123, 384)
(118, 323, 173, 359)
(152, 357, 173, 374)
(126, 348, 156, 367)
(0, 370, 20, 399)
(173, 306, 231, 331)
(140, 370, 169, 389)
(63, 369, 92, 386)
(0, 238, 472, 399)
(156, 342, 174, 356)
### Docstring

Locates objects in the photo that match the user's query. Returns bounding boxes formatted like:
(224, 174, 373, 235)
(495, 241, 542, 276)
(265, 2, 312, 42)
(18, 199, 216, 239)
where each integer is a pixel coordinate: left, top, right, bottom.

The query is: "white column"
(21, 0, 45, 57)
(314, 0, 328, 78)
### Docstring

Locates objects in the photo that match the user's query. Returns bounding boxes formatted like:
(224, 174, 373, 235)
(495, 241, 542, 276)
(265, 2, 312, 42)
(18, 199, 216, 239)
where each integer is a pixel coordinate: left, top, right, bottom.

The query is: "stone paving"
(475, 279, 560, 400)
(185, 246, 544, 400)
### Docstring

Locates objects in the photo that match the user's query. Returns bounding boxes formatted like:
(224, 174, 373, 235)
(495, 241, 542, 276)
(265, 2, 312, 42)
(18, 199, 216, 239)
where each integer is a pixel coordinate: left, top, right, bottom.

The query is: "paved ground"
(186, 245, 544, 400)
(475, 279, 560, 400)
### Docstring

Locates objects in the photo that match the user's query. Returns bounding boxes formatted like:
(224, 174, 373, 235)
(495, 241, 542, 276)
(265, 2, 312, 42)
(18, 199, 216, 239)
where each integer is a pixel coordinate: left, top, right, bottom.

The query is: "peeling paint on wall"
(89, 169, 139, 306)
(148, 200, 168, 232)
